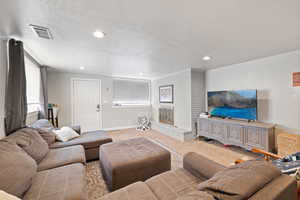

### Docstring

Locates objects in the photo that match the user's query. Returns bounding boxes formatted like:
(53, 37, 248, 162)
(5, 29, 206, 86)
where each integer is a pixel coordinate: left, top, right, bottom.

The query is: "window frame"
(24, 53, 41, 114)
(112, 78, 151, 107)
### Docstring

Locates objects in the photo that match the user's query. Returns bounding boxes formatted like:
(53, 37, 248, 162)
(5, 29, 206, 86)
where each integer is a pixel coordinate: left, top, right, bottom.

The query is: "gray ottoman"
(99, 137, 171, 191)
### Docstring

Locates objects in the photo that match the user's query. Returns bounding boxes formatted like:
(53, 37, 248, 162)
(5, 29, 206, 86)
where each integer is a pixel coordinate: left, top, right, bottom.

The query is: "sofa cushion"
(0, 140, 37, 197)
(38, 145, 86, 171)
(175, 191, 215, 200)
(198, 160, 282, 200)
(99, 182, 158, 200)
(36, 128, 57, 145)
(5, 128, 49, 163)
(23, 163, 87, 200)
(50, 130, 112, 149)
(145, 168, 203, 200)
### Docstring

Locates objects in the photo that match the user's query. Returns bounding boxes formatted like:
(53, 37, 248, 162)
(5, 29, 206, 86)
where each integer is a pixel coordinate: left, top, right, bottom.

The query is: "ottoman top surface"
(100, 137, 170, 165)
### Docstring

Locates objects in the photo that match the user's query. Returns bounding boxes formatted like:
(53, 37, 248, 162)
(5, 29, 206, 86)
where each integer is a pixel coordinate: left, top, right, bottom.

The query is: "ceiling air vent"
(30, 24, 53, 39)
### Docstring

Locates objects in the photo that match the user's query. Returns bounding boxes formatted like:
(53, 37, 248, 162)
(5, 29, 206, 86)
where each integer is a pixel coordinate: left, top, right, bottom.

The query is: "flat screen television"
(207, 89, 257, 121)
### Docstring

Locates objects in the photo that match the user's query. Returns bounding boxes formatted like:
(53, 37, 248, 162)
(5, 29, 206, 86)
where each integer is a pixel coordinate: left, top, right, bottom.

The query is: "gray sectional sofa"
(0, 120, 113, 199)
(99, 152, 298, 200)
(0, 127, 87, 199)
(30, 119, 113, 161)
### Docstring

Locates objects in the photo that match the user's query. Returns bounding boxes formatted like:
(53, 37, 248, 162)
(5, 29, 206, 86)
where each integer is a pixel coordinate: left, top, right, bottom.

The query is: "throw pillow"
(0, 190, 22, 200)
(198, 160, 281, 200)
(5, 128, 49, 163)
(0, 140, 37, 197)
(53, 127, 80, 142)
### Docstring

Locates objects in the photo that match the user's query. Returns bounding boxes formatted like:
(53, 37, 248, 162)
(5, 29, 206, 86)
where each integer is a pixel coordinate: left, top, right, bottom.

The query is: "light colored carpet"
(86, 128, 259, 199)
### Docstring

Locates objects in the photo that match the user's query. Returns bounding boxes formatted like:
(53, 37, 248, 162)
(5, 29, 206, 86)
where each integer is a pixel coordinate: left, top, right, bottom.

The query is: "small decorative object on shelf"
(136, 116, 151, 131)
(199, 112, 210, 119)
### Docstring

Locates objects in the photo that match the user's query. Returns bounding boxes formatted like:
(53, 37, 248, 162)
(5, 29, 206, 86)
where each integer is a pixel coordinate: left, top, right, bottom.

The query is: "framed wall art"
(159, 85, 174, 103)
(293, 72, 300, 87)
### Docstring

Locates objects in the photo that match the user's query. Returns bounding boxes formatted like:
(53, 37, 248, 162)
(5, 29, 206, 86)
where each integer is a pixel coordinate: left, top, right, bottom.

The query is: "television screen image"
(208, 90, 257, 120)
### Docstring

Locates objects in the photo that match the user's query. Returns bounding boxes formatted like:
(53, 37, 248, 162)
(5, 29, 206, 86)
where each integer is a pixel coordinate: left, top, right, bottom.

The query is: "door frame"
(70, 78, 103, 129)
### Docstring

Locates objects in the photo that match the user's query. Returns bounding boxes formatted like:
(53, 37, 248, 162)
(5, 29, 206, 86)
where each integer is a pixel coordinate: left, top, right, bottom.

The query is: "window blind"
(113, 79, 150, 105)
(25, 56, 41, 113)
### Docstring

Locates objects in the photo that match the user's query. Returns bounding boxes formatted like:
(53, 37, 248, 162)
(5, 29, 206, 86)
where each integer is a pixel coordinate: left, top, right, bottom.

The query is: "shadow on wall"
(257, 89, 270, 122)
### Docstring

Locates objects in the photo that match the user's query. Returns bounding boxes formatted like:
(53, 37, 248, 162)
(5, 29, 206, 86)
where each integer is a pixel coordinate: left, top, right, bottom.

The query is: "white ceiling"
(1, 0, 300, 79)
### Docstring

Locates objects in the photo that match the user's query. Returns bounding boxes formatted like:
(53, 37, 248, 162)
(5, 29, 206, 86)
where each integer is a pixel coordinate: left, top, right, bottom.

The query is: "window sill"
(27, 111, 39, 116)
(26, 111, 39, 125)
(112, 104, 151, 109)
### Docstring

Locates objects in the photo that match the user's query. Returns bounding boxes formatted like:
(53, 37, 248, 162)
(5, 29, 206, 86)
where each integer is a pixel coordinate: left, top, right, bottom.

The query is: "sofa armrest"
(71, 125, 81, 135)
(183, 152, 226, 179)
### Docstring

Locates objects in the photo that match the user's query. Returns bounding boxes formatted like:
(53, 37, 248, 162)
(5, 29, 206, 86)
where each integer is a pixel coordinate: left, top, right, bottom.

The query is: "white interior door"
(72, 79, 102, 132)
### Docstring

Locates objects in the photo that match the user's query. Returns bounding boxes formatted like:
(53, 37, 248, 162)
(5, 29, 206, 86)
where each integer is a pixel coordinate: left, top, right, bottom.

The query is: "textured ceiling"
(1, 0, 300, 79)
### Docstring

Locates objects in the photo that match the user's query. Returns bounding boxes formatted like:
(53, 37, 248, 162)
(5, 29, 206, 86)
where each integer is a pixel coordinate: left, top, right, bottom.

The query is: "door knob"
(96, 104, 101, 112)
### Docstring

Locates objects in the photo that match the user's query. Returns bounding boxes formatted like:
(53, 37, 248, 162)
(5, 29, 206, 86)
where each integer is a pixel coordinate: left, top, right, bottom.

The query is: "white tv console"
(197, 117, 275, 152)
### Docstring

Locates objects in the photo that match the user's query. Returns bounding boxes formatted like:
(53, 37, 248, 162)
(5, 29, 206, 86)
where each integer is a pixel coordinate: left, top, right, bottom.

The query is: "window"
(25, 56, 41, 113)
(113, 78, 150, 106)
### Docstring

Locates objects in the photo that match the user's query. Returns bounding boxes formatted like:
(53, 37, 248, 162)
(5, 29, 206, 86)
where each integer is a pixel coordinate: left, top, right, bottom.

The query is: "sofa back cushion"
(198, 160, 281, 200)
(29, 119, 54, 129)
(36, 128, 57, 145)
(183, 152, 226, 179)
(5, 128, 49, 163)
(0, 140, 37, 197)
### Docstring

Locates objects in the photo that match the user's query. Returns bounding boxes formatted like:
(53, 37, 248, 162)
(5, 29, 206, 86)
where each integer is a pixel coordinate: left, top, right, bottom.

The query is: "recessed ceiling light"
(93, 30, 105, 38)
(80, 66, 85, 70)
(139, 72, 144, 76)
(202, 56, 212, 61)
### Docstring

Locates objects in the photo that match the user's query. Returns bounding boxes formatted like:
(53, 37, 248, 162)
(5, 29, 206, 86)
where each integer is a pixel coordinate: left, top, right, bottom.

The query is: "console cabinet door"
(198, 118, 209, 137)
(210, 121, 227, 141)
(196, 118, 274, 152)
(244, 127, 266, 150)
(227, 124, 244, 146)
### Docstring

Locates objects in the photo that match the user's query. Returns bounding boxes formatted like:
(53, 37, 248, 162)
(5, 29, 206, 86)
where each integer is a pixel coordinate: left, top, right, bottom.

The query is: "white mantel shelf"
(151, 121, 195, 142)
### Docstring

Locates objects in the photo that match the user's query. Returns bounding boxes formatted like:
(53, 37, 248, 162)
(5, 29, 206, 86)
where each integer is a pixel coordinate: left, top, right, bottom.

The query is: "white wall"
(0, 39, 7, 138)
(47, 71, 151, 130)
(151, 69, 192, 131)
(206, 50, 300, 134)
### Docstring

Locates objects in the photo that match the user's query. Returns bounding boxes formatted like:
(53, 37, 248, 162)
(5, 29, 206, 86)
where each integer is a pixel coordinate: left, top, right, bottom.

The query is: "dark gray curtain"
(5, 39, 27, 135)
(39, 66, 48, 119)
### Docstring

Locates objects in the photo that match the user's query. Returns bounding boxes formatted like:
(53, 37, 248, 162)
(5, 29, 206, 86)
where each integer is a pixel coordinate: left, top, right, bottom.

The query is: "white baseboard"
(102, 125, 137, 131)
